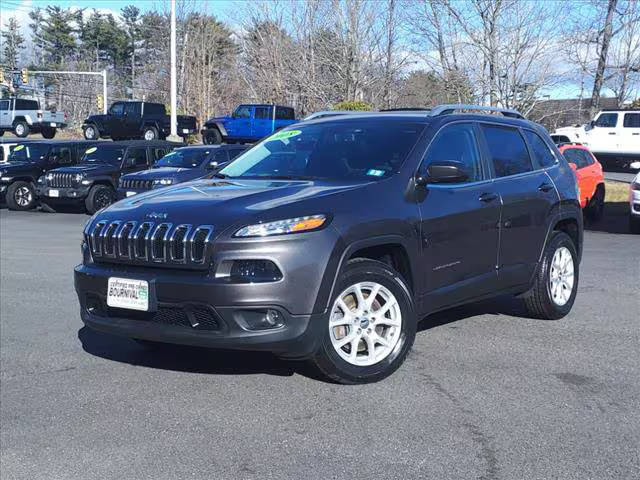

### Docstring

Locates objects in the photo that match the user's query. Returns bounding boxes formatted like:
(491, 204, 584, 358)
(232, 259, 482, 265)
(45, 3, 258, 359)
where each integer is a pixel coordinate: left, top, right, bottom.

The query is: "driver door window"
(420, 123, 483, 183)
(124, 148, 148, 169)
(110, 103, 124, 117)
(234, 106, 251, 119)
(49, 146, 73, 166)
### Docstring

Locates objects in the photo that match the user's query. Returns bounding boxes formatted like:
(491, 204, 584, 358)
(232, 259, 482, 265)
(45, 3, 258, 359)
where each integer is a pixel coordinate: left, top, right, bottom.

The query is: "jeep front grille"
(121, 179, 154, 191)
(86, 220, 214, 268)
(49, 173, 77, 188)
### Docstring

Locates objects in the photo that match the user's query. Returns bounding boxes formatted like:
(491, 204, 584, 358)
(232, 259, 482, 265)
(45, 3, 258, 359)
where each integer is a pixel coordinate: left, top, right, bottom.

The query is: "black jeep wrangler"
(82, 101, 197, 141)
(0, 140, 94, 210)
(75, 105, 583, 384)
(39, 141, 178, 214)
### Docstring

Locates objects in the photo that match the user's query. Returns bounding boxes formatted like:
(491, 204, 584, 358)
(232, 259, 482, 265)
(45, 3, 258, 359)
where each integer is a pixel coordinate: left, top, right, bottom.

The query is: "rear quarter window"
(481, 125, 533, 178)
(623, 113, 640, 128)
(524, 130, 557, 168)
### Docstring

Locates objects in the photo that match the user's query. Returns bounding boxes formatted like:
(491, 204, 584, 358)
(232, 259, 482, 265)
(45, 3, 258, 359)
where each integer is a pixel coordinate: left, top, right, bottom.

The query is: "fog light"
(228, 260, 283, 283)
(236, 308, 284, 330)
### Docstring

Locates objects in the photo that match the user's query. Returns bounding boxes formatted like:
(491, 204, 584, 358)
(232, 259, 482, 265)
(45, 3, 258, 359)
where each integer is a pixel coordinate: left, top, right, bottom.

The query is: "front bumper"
(37, 185, 90, 202)
(630, 188, 640, 217)
(116, 187, 150, 200)
(74, 264, 324, 358)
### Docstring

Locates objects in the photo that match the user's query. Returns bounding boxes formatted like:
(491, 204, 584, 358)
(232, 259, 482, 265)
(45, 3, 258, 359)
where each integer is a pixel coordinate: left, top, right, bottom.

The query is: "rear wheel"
(143, 126, 158, 141)
(523, 232, 578, 320)
(6, 181, 37, 210)
(41, 127, 56, 139)
(585, 184, 605, 222)
(83, 124, 99, 140)
(13, 121, 29, 138)
(85, 184, 115, 214)
(310, 259, 416, 384)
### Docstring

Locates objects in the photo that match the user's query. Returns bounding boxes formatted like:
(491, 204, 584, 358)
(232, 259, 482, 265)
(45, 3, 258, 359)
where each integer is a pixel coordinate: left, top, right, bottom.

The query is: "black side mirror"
(418, 161, 469, 185)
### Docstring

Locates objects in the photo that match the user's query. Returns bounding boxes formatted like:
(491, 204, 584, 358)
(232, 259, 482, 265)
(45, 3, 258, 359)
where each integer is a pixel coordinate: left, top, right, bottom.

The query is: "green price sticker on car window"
(85, 147, 97, 154)
(14, 145, 24, 151)
(266, 130, 301, 142)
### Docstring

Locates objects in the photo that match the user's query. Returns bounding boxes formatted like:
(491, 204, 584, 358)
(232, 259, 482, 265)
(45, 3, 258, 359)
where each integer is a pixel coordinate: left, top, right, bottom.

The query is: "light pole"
(168, 0, 179, 142)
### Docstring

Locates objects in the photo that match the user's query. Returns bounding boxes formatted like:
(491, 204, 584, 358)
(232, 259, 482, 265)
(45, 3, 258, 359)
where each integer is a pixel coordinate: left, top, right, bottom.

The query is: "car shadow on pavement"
(77, 326, 313, 379)
(417, 295, 531, 332)
(584, 202, 632, 235)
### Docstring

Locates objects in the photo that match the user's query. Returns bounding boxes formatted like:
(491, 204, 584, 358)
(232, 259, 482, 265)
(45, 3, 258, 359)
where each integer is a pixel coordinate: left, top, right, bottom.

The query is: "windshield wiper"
(212, 172, 228, 179)
(258, 175, 317, 181)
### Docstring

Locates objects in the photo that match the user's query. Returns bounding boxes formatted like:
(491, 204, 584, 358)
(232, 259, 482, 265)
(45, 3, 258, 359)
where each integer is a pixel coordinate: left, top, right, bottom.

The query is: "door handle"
(478, 192, 498, 202)
(608, 132, 616, 135)
(538, 182, 554, 192)
(632, 133, 639, 136)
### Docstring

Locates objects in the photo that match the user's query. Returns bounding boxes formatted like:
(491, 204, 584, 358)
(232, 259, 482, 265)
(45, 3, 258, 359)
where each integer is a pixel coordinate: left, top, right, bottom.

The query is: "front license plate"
(50, 122, 57, 127)
(107, 277, 149, 311)
(182, 129, 190, 134)
(49, 189, 59, 197)
(126, 191, 137, 197)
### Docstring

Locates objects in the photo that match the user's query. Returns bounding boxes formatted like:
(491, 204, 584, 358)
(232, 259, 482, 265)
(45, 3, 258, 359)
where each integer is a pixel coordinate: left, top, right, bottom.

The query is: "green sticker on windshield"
(13, 145, 24, 151)
(85, 147, 97, 154)
(367, 169, 385, 177)
(266, 130, 301, 142)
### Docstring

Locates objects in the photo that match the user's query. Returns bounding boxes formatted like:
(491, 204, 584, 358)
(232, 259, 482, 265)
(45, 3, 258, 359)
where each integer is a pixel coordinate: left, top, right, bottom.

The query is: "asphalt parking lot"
(1, 209, 638, 480)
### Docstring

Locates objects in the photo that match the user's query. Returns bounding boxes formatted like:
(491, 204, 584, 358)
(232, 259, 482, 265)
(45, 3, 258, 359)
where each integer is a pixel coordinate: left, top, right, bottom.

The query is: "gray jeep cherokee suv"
(75, 105, 583, 384)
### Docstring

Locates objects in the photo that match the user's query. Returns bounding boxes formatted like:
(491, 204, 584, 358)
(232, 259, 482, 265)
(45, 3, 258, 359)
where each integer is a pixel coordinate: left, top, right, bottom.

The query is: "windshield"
(7, 144, 50, 164)
(81, 145, 125, 165)
(220, 121, 425, 181)
(154, 148, 209, 168)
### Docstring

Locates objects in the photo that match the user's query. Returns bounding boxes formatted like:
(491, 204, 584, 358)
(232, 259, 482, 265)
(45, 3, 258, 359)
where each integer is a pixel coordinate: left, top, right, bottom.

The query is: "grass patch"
(605, 181, 630, 203)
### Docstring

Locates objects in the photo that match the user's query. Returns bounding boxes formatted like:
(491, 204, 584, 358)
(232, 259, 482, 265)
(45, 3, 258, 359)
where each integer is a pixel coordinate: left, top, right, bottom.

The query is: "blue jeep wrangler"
(201, 104, 296, 145)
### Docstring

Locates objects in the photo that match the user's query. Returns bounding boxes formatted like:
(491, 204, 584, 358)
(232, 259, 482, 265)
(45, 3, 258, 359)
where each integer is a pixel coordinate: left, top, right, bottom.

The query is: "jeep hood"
(122, 167, 203, 182)
(204, 116, 231, 126)
(53, 164, 118, 175)
(98, 178, 368, 235)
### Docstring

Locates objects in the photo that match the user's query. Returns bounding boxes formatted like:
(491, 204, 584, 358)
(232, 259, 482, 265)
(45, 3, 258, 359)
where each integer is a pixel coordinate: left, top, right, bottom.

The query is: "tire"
(203, 128, 222, 145)
(630, 215, 640, 234)
(41, 127, 56, 139)
(85, 184, 115, 214)
(585, 184, 605, 222)
(83, 124, 99, 140)
(6, 181, 37, 211)
(310, 258, 416, 384)
(13, 121, 29, 138)
(143, 126, 159, 141)
(523, 231, 579, 320)
(0, 130, 4, 137)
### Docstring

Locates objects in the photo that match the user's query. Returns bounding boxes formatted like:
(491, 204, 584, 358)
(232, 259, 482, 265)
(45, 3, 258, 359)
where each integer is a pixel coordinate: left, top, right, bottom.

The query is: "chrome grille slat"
(88, 220, 213, 268)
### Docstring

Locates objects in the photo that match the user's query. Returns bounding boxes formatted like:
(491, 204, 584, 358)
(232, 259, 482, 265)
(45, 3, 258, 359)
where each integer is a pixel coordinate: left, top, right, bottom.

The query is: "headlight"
(153, 178, 174, 186)
(234, 215, 327, 238)
(46, 173, 54, 181)
(74, 174, 84, 183)
(37, 175, 45, 184)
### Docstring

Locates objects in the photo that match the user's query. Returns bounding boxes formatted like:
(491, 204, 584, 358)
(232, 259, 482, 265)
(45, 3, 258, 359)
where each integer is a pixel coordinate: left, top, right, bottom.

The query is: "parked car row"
(0, 139, 247, 213)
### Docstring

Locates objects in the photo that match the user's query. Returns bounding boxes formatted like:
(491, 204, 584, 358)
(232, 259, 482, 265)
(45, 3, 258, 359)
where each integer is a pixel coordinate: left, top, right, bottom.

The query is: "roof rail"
(429, 104, 524, 119)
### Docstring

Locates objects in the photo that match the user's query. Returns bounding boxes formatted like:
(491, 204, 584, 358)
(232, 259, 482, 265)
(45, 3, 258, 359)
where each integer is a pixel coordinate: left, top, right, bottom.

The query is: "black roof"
(175, 144, 247, 150)
(13, 140, 98, 146)
(103, 140, 183, 147)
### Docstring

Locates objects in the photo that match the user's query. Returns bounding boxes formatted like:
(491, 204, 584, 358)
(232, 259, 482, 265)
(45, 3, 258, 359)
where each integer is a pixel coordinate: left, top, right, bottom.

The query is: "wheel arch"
(316, 235, 417, 315)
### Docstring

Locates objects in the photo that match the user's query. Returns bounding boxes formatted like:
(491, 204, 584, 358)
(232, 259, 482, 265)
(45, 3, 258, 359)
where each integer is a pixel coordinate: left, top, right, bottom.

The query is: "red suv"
(558, 144, 605, 221)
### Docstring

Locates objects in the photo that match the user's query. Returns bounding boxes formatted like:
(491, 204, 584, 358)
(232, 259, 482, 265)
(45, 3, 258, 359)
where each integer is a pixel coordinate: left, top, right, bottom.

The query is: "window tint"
(623, 113, 640, 128)
(577, 150, 594, 167)
(213, 150, 229, 163)
(524, 130, 556, 168)
(481, 125, 532, 178)
(276, 106, 295, 120)
(126, 148, 148, 167)
(551, 135, 570, 144)
(255, 107, 270, 119)
(15, 99, 38, 110)
(0, 100, 9, 111)
(144, 103, 165, 115)
(124, 102, 139, 116)
(234, 106, 251, 119)
(50, 146, 73, 165)
(594, 113, 617, 128)
(152, 148, 169, 161)
(421, 123, 482, 182)
(110, 103, 124, 116)
(563, 148, 593, 169)
(228, 148, 246, 160)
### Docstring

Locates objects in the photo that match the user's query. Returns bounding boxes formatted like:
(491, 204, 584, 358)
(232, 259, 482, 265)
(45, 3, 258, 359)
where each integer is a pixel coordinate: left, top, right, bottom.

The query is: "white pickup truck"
(552, 109, 640, 167)
(0, 98, 67, 139)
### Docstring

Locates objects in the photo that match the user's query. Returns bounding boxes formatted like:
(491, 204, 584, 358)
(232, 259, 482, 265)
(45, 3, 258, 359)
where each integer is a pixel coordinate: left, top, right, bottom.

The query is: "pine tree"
(1, 17, 25, 70)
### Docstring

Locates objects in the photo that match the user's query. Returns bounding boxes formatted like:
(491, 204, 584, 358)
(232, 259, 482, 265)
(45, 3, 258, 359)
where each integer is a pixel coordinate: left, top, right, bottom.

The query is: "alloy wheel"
(549, 246, 574, 306)
(15, 186, 33, 207)
(329, 282, 402, 366)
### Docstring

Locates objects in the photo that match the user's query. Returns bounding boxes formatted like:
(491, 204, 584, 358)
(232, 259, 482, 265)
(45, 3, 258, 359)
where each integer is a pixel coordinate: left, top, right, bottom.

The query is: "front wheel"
(310, 259, 416, 384)
(85, 184, 115, 214)
(83, 124, 99, 140)
(523, 231, 579, 319)
(6, 181, 37, 210)
(203, 128, 222, 145)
